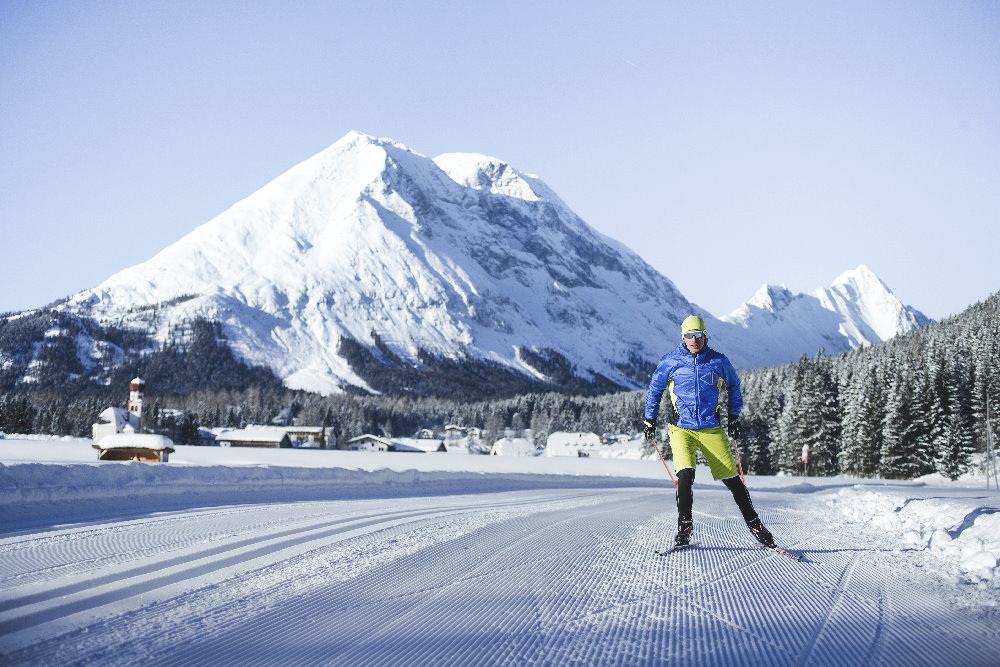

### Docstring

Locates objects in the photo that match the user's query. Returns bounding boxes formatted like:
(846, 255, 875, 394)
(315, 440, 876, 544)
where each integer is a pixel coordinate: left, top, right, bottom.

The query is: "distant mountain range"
(2, 132, 930, 397)
(722, 265, 930, 367)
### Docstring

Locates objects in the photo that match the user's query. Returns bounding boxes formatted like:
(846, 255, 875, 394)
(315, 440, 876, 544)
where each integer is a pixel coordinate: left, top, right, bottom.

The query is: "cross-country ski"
(654, 543, 694, 557)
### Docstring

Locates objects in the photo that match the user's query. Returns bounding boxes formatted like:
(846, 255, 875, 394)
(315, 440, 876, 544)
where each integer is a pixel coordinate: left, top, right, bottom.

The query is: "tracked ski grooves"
(2, 486, 997, 666)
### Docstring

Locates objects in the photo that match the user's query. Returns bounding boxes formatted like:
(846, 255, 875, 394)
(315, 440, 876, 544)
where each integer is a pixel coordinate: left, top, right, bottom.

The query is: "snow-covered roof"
(490, 437, 538, 457)
(547, 432, 601, 447)
(216, 428, 290, 443)
(96, 433, 174, 450)
(244, 424, 328, 435)
(95, 407, 139, 431)
(545, 431, 602, 457)
(391, 437, 445, 453)
(348, 434, 391, 446)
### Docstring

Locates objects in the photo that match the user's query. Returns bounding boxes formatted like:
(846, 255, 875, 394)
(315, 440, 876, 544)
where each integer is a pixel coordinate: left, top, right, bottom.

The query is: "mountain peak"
(433, 153, 544, 202)
(746, 283, 793, 311)
(830, 264, 885, 292)
(310, 132, 425, 178)
(720, 283, 794, 327)
(334, 130, 407, 151)
(37, 134, 930, 396)
(815, 265, 929, 343)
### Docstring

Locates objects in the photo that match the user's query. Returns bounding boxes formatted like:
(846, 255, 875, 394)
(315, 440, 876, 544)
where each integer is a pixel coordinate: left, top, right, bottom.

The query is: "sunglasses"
(683, 331, 707, 340)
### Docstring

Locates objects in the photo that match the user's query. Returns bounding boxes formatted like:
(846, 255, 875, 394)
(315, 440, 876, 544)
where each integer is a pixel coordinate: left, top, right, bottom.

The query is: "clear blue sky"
(2, 1, 998, 320)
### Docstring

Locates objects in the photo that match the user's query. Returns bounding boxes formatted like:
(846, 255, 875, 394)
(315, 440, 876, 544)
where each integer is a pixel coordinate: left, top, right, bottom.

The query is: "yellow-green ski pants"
(668, 424, 738, 480)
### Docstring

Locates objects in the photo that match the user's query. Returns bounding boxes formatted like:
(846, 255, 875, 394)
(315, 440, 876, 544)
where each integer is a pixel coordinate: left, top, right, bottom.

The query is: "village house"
(348, 434, 392, 452)
(490, 434, 538, 457)
(390, 437, 447, 453)
(276, 426, 334, 448)
(346, 434, 449, 453)
(216, 427, 292, 448)
(93, 433, 175, 463)
(545, 431, 602, 458)
(196, 427, 228, 447)
(192, 425, 334, 448)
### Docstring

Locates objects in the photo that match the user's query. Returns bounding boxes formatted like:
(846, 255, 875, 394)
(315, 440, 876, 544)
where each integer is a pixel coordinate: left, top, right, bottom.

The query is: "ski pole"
(649, 438, 678, 486)
(731, 438, 746, 485)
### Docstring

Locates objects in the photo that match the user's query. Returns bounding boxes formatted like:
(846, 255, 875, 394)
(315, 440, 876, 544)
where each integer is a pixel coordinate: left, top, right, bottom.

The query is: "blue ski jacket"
(644, 342, 743, 430)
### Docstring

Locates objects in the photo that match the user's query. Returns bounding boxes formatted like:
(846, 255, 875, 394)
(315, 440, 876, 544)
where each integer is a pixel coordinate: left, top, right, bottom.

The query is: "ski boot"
(673, 519, 693, 547)
(747, 518, 776, 549)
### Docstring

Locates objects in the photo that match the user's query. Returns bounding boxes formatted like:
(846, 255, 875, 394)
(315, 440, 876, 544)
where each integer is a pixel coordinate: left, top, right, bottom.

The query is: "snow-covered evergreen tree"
(935, 361, 978, 480)
(838, 360, 883, 477)
(880, 363, 924, 479)
(804, 352, 841, 475)
(774, 354, 840, 476)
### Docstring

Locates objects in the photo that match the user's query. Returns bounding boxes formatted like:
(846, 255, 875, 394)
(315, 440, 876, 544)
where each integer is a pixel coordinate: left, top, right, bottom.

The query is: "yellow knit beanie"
(680, 315, 706, 333)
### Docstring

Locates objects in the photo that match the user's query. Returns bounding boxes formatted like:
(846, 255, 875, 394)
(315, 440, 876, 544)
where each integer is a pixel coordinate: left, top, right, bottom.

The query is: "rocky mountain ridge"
(3, 132, 929, 396)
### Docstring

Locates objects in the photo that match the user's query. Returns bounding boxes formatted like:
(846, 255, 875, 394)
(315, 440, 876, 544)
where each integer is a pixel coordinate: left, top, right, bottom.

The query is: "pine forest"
(1, 292, 996, 482)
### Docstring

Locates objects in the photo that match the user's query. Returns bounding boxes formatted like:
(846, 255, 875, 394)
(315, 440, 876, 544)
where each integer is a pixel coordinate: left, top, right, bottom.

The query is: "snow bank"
(0, 460, 656, 505)
(96, 433, 174, 450)
(828, 486, 1000, 587)
(4, 435, 998, 596)
(0, 439, 667, 527)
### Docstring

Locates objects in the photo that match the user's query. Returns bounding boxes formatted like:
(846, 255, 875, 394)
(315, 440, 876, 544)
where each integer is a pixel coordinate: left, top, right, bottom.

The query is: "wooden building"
(93, 433, 175, 462)
(216, 428, 292, 448)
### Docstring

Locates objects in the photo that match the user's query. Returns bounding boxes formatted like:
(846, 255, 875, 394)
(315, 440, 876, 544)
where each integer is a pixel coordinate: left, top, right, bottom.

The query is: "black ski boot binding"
(748, 518, 776, 549)
(674, 520, 693, 547)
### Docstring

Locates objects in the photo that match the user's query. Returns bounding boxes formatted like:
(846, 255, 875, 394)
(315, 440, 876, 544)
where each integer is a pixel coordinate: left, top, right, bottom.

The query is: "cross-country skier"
(643, 315, 777, 550)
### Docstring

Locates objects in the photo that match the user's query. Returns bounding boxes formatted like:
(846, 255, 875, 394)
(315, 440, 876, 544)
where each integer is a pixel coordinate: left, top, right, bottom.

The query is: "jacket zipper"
(693, 352, 702, 429)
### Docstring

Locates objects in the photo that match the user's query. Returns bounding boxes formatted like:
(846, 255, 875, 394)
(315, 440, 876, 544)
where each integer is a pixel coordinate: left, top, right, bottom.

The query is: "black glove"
(643, 418, 657, 441)
(727, 414, 742, 440)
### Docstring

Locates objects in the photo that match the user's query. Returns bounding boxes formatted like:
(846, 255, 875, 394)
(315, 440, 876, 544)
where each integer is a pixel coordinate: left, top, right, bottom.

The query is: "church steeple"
(128, 374, 145, 421)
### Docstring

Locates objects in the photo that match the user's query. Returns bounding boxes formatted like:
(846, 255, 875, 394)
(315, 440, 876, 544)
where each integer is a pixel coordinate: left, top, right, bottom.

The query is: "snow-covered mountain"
(62, 132, 696, 394)
(42, 132, 927, 395)
(722, 265, 930, 365)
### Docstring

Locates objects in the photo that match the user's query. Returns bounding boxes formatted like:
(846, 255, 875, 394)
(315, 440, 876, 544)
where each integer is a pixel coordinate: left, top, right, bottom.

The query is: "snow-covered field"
(2, 437, 998, 665)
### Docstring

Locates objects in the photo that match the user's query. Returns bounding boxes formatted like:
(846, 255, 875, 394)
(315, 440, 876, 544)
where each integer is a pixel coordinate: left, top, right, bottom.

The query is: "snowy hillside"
(12, 132, 928, 395)
(1, 437, 998, 665)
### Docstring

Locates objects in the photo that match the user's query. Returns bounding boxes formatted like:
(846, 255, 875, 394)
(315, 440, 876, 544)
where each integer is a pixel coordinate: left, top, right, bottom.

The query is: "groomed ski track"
(1, 485, 996, 666)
